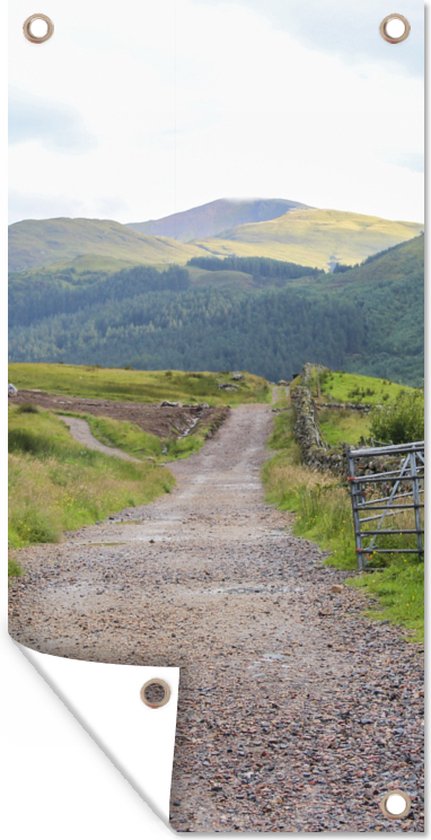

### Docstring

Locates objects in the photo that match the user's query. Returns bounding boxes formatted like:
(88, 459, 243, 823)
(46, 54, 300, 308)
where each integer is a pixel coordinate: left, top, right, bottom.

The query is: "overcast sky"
(9, 0, 424, 224)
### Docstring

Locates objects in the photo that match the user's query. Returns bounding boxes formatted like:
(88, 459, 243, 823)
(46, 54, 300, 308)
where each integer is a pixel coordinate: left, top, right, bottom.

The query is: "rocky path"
(9, 404, 423, 832)
(58, 415, 140, 462)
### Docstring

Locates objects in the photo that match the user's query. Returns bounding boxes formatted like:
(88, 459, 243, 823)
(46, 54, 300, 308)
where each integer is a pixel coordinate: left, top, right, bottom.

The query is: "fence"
(347, 441, 424, 571)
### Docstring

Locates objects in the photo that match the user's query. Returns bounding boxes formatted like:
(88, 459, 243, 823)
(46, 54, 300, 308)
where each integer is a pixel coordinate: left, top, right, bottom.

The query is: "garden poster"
(8, 0, 424, 832)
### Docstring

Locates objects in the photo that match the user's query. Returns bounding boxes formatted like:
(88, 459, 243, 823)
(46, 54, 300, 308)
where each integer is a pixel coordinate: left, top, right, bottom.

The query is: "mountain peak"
(128, 197, 309, 242)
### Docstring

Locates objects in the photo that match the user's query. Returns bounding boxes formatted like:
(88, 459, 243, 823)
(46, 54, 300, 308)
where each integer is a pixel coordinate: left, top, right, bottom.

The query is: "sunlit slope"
(9, 218, 203, 272)
(194, 208, 422, 269)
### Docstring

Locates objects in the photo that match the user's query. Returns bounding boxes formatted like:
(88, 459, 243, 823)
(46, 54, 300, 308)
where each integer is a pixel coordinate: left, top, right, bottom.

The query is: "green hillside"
(315, 235, 424, 384)
(319, 369, 417, 405)
(8, 236, 423, 386)
(9, 218, 202, 273)
(9, 203, 422, 276)
(195, 208, 422, 270)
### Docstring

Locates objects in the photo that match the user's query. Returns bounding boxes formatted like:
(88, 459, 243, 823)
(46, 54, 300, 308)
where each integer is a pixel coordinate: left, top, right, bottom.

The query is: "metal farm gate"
(347, 441, 424, 571)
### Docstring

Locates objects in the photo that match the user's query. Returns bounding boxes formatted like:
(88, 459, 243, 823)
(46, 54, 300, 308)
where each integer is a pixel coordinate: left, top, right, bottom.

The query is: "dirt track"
(59, 415, 141, 462)
(8, 404, 423, 832)
(13, 388, 226, 439)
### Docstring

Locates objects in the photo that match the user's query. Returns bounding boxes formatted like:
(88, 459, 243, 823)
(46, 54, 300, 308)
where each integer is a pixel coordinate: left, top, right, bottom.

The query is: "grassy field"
(263, 404, 424, 642)
(316, 369, 417, 405)
(318, 407, 369, 446)
(303, 366, 420, 448)
(8, 363, 270, 406)
(8, 405, 174, 564)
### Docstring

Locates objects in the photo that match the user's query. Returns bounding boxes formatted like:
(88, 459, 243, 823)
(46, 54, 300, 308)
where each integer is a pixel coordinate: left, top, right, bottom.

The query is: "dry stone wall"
(291, 365, 410, 486)
(290, 368, 345, 476)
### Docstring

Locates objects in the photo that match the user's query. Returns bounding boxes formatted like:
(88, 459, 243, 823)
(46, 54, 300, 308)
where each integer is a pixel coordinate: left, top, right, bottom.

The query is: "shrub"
(17, 403, 40, 414)
(370, 391, 424, 444)
(9, 429, 56, 457)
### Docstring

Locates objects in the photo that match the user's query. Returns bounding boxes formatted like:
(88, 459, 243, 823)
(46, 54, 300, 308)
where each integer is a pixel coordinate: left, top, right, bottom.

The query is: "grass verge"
(8, 405, 174, 565)
(262, 406, 424, 642)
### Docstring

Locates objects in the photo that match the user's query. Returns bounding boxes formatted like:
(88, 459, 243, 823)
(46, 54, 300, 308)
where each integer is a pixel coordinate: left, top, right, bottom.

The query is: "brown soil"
(12, 389, 227, 439)
(8, 404, 423, 832)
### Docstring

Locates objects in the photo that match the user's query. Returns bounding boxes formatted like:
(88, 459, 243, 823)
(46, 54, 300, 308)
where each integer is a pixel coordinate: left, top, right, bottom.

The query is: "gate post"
(410, 451, 424, 558)
(347, 449, 365, 571)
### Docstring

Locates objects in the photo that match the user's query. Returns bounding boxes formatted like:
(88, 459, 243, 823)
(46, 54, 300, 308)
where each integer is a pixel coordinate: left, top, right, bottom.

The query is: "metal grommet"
(380, 790, 412, 820)
(379, 13, 411, 44)
(23, 13, 54, 44)
(140, 678, 171, 709)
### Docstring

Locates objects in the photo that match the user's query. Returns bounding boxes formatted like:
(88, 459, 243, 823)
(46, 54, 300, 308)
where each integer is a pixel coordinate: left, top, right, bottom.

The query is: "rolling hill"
(9, 200, 423, 275)
(8, 218, 203, 273)
(128, 197, 308, 241)
(9, 236, 424, 386)
(194, 208, 423, 269)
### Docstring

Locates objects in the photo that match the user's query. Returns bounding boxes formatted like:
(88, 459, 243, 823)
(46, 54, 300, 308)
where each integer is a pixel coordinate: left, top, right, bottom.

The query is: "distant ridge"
(9, 200, 423, 274)
(193, 207, 423, 269)
(8, 217, 203, 273)
(128, 197, 308, 242)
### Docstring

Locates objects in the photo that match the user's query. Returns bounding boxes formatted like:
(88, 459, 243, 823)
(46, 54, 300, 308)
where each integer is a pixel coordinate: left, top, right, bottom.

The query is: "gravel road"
(8, 404, 424, 832)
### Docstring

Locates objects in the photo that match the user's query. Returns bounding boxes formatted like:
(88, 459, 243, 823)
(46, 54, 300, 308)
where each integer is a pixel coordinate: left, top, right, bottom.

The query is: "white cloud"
(9, 0, 423, 224)
(9, 89, 97, 152)
(225, 0, 424, 77)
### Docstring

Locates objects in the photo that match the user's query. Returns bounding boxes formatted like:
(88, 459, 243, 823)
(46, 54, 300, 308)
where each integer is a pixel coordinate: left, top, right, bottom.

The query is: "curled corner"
(16, 642, 179, 825)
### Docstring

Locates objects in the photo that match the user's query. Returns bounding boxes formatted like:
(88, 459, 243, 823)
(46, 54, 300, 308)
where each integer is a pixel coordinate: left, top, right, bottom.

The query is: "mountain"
(9, 235, 424, 386)
(8, 218, 203, 273)
(128, 197, 307, 241)
(10, 203, 422, 276)
(194, 208, 423, 269)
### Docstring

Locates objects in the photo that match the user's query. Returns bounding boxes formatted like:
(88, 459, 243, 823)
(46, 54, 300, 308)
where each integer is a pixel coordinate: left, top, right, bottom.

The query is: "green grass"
(317, 369, 417, 405)
(78, 415, 165, 460)
(8, 405, 174, 555)
(318, 407, 370, 446)
(8, 556, 22, 578)
(81, 412, 223, 461)
(263, 405, 424, 642)
(8, 363, 270, 406)
(350, 558, 424, 641)
(269, 410, 293, 449)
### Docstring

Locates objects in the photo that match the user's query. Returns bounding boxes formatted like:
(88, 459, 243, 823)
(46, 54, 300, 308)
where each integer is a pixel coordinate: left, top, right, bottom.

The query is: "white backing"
(18, 643, 179, 824)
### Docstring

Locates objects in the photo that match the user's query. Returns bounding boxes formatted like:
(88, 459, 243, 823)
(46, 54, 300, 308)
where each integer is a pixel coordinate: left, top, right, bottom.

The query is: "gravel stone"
(8, 404, 424, 832)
